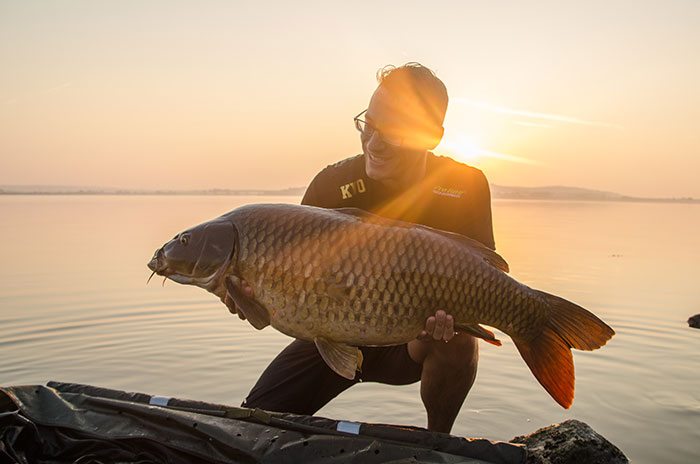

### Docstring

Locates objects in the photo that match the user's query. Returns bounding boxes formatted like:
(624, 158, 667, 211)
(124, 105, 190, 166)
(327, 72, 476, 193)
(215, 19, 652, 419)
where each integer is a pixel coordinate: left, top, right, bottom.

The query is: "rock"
(688, 314, 700, 329)
(510, 419, 628, 464)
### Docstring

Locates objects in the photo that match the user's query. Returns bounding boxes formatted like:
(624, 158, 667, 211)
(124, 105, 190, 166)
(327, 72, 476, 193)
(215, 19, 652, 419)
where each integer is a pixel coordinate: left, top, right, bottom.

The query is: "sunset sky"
(1, 1, 698, 197)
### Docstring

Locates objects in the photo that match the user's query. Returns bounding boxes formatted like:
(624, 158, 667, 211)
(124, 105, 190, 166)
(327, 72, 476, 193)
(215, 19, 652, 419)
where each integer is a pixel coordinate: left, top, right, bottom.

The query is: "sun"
(435, 128, 537, 167)
(435, 131, 483, 164)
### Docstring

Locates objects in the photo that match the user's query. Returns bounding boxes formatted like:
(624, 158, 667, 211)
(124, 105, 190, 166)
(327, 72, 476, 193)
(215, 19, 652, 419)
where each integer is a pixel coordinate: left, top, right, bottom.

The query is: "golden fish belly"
(264, 296, 423, 346)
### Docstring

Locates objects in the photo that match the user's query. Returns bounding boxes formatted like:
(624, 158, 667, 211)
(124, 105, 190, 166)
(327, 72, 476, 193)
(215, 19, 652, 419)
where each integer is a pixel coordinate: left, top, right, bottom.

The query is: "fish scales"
(232, 205, 531, 345)
(149, 203, 614, 408)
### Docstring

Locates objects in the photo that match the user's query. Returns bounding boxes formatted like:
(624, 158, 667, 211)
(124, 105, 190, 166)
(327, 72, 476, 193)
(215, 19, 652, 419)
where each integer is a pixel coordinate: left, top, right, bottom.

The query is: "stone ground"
(511, 419, 628, 464)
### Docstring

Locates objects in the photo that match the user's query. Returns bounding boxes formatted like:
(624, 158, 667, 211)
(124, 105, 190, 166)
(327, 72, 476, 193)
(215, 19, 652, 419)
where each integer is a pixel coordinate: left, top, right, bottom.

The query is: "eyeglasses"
(353, 109, 404, 147)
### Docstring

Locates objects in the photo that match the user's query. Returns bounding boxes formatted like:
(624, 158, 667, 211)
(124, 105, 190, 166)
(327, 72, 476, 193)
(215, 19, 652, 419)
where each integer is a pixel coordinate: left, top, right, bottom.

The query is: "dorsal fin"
(333, 207, 509, 273)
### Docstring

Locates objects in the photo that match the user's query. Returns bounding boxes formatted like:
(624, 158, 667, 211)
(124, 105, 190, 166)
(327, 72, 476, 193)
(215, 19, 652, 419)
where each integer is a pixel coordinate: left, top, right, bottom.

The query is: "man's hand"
(221, 276, 254, 320)
(417, 310, 456, 342)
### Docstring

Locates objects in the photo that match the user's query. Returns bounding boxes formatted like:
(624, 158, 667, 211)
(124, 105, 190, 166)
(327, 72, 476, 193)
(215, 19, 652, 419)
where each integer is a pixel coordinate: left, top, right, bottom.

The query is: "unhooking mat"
(0, 381, 526, 464)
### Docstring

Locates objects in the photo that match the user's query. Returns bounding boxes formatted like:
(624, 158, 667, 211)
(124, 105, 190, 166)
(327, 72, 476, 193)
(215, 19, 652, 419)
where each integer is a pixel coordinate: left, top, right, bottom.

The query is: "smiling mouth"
(368, 151, 394, 163)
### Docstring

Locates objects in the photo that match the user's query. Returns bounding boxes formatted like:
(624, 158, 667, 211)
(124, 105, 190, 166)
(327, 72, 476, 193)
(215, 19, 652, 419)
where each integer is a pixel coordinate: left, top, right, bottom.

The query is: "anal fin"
(314, 337, 363, 380)
(224, 277, 270, 330)
(455, 323, 502, 346)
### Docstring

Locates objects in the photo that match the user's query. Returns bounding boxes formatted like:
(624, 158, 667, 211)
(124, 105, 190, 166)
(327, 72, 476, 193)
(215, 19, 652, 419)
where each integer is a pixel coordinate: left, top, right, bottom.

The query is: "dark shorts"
(241, 339, 423, 415)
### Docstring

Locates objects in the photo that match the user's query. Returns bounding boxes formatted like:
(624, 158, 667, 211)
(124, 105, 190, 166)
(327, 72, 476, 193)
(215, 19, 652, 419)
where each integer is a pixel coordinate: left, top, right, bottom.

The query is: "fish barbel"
(147, 203, 614, 408)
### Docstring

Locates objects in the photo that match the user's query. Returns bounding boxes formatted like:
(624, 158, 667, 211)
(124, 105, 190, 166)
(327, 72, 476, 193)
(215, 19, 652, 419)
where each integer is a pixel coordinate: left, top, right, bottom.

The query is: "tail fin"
(513, 292, 615, 409)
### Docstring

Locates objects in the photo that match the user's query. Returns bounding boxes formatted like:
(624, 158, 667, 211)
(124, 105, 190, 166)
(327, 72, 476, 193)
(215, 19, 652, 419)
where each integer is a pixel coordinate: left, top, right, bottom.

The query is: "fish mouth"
(147, 254, 161, 274)
(146, 247, 232, 289)
(147, 249, 172, 284)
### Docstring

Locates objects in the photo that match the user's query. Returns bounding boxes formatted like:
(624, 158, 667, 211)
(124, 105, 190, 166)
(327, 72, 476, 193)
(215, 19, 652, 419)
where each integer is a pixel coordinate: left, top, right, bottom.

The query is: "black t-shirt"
(301, 153, 495, 250)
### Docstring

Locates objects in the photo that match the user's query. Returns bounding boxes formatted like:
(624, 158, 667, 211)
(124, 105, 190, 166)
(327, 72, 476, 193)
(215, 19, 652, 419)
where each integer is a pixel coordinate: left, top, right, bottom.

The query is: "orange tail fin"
(513, 292, 615, 409)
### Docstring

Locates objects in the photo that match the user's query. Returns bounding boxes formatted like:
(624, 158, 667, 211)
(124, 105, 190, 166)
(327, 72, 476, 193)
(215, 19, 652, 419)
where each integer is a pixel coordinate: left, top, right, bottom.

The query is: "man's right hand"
(417, 310, 456, 343)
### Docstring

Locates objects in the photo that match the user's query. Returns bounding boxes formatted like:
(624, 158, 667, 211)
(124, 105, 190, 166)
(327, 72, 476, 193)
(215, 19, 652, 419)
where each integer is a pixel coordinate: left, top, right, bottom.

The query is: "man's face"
(362, 86, 442, 185)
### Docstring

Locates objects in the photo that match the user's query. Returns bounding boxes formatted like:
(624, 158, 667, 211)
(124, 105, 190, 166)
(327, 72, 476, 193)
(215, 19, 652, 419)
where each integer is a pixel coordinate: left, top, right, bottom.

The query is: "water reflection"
(1, 195, 699, 463)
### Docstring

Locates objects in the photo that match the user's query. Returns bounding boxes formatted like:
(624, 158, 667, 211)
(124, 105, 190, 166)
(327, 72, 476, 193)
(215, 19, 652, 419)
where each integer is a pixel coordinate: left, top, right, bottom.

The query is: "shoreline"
(1, 190, 698, 204)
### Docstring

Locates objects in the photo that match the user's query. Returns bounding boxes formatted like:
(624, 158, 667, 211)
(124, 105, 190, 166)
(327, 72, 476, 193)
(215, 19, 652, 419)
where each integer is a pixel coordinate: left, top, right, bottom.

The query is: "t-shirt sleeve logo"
(340, 178, 367, 199)
(432, 185, 464, 198)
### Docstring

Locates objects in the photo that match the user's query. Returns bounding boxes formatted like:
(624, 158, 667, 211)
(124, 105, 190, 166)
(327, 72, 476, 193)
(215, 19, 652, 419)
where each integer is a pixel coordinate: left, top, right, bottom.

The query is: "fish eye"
(179, 234, 190, 246)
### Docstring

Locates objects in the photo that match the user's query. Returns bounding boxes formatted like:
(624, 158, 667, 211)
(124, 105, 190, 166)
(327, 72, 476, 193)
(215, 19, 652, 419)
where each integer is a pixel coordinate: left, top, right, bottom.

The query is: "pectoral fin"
(455, 323, 502, 346)
(314, 337, 363, 380)
(224, 277, 270, 330)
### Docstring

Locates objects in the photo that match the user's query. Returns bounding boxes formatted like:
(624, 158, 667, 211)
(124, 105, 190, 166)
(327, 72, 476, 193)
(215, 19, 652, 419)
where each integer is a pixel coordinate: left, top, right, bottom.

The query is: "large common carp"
(147, 203, 614, 408)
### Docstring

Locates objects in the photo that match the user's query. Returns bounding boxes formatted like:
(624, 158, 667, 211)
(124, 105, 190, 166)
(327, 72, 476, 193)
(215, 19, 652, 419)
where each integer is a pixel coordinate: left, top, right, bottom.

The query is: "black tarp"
(0, 382, 526, 464)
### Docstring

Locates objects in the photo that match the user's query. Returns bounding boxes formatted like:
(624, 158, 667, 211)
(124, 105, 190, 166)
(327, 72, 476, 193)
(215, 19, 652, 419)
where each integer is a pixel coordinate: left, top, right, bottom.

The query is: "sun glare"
(436, 128, 538, 167)
(435, 132, 483, 164)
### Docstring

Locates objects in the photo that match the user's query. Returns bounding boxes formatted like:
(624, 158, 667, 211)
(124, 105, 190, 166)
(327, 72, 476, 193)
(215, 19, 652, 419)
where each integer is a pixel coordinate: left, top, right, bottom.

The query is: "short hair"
(376, 62, 448, 127)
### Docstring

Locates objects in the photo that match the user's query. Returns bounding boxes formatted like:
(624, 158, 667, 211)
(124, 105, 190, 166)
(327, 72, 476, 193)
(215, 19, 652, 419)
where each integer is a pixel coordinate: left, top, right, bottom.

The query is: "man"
(228, 63, 495, 434)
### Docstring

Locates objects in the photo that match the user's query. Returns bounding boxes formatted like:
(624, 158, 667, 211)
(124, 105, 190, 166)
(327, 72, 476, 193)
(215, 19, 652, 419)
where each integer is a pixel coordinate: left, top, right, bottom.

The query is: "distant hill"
(490, 184, 628, 201)
(0, 184, 697, 203)
(490, 185, 697, 203)
(0, 185, 307, 196)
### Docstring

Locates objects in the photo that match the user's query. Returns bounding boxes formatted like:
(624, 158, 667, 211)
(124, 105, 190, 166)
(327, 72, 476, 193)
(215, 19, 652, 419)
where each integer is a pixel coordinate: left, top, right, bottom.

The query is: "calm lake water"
(1, 195, 699, 463)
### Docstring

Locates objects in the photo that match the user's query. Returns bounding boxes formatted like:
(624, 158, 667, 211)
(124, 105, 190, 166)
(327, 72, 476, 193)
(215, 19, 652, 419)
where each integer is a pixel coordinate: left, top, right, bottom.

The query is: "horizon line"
(0, 184, 697, 202)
